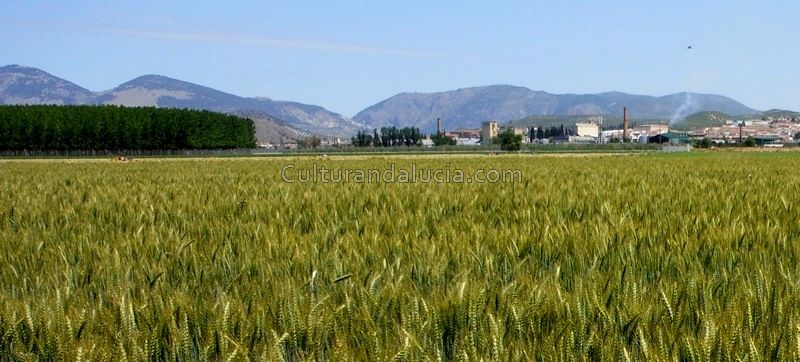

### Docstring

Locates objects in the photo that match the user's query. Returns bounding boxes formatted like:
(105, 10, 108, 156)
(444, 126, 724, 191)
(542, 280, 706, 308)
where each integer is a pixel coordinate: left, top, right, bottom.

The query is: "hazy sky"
(2, 1, 798, 116)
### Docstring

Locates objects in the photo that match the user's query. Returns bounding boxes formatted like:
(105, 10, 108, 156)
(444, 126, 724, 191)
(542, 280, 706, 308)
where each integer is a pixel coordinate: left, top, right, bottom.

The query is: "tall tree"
(372, 129, 381, 147)
(497, 128, 523, 151)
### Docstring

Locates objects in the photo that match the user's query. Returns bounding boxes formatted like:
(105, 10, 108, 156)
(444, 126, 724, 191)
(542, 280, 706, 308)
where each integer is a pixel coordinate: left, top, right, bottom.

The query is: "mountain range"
(353, 86, 759, 133)
(0, 65, 361, 143)
(1, 64, 767, 139)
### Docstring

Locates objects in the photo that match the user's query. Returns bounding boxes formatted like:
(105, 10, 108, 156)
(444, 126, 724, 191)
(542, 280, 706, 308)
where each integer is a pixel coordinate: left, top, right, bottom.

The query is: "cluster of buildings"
(260, 113, 800, 149)
(689, 118, 800, 145)
(604, 123, 671, 144)
(422, 114, 800, 147)
(430, 119, 636, 146)
(425, 120, 629, 146)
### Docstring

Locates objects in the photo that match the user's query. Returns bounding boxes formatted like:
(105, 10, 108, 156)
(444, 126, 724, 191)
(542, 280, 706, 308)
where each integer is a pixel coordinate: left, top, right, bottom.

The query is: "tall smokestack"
(437, 117, 442, 136)
(623, 107, 628, 142)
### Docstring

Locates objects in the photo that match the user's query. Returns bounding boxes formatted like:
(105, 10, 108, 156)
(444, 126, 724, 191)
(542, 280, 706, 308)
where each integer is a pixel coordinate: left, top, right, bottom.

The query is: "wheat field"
(1, 152, 800, 361)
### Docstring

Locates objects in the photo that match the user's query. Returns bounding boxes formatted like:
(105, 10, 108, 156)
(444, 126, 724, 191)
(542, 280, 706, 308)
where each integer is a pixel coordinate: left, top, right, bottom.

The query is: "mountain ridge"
(353, 85, 759, 132)
(0, 65, 95, 105)
(0, 65, 362, 141)
(1, 65, 773, 137)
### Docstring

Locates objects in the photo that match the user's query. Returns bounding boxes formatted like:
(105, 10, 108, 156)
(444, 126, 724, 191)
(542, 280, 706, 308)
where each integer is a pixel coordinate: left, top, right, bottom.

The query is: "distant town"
(260, 112, 800, 150)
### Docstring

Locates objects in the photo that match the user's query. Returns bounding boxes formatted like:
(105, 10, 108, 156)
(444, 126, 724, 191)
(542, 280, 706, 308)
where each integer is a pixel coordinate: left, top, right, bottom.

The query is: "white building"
(574, 122, 600, 138)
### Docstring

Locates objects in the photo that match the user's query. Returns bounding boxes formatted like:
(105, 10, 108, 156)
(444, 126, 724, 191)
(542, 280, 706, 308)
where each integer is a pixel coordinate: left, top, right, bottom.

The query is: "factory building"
(634, 124, 670, 135)
(648, 131, 689, 144)
(573, 122, 600, 138)
(481, 121, 499, 145)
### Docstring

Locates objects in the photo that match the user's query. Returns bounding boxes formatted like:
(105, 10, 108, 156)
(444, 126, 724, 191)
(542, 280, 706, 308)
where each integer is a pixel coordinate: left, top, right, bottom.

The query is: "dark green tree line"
(0, 105, 256, 150)
(352, 127, 423, 147)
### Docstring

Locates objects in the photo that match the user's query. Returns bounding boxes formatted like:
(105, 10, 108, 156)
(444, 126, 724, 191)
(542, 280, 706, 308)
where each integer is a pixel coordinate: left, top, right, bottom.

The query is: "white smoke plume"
(669, 92, 696, 125)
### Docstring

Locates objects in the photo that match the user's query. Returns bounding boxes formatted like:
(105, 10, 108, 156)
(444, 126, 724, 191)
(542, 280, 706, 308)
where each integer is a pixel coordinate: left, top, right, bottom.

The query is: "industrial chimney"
(623, 107, 628, 142)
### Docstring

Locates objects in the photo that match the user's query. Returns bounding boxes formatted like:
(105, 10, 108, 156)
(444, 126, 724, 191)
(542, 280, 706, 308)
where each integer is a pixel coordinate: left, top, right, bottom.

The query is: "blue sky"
(2, 1, 798, 116)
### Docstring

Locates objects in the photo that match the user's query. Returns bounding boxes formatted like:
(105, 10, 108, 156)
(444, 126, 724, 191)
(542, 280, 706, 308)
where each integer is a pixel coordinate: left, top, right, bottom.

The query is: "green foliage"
(695, 137, 712, 148)
(2, 153, 800, 359)
(759, 109, 800, 122)
(380, 126, 422, 147)
(0, 105, 256, 150)
(351, 130, 374, 147)
(743, 136, 757, 147)
(431, 133, 456, 146)
(674, 111, 732, 130)
(352, 127, 422, 147)
(496, 128, 523, 151)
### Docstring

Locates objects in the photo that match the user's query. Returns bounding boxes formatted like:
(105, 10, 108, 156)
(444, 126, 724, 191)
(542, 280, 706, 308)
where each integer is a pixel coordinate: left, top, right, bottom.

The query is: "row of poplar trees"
(0, 105, 256, 150)
(352, 126, 423, 147)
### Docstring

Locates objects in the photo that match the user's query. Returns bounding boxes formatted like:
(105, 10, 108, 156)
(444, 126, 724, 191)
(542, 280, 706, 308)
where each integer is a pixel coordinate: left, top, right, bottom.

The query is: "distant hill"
(671, 109, 800, 130)
(760, 109, 800, 121)
(0, 65, 363, 140)
(95, 74, 365, 137)
(672, 111, 733, 130)
(353, 85, 758, 133)
(228, 109, 316, 145)
(0, 65, 95, 105)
